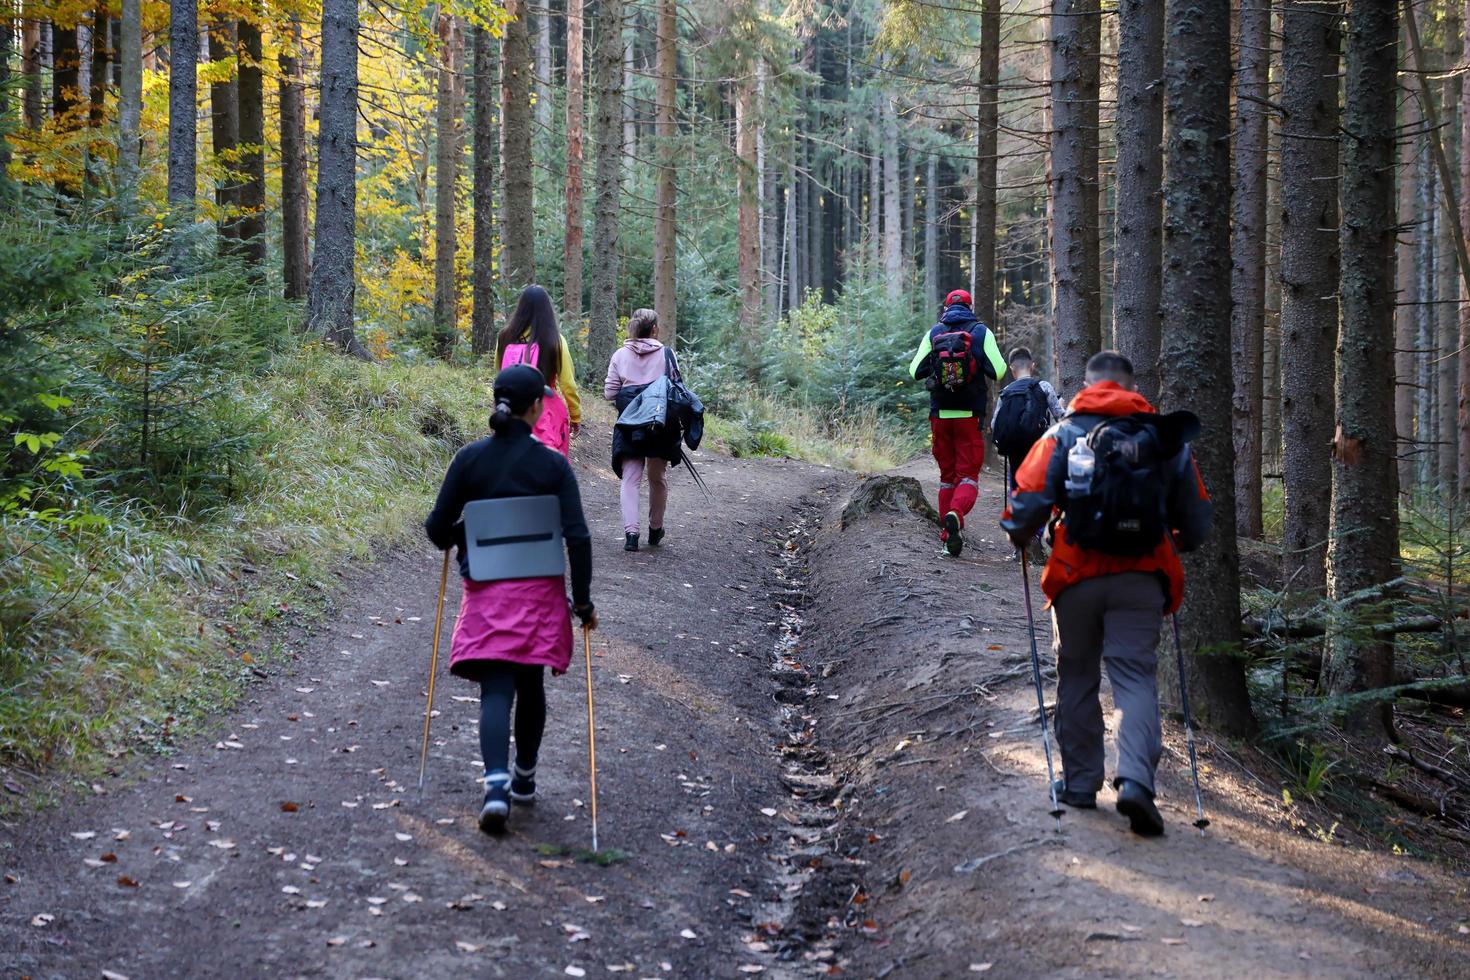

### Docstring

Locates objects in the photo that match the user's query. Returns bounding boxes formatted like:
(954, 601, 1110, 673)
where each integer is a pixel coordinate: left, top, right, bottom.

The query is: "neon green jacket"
(908, 310, 1007, 419)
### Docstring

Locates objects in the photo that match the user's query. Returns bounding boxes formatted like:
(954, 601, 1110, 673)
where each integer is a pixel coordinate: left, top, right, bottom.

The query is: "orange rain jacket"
(1001, 382, 1213, 614)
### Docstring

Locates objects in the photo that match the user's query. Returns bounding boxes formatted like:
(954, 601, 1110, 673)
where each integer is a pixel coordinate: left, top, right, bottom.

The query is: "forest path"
(3, 432, 1469, 979)
(0, 430, 855, 979)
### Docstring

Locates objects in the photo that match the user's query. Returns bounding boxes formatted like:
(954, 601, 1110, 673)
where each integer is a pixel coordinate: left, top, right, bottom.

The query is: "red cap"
(944, 289, 972, 308)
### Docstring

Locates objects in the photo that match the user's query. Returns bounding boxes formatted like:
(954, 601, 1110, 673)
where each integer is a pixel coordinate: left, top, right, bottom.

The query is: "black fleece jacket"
(424, 421, 593, 609)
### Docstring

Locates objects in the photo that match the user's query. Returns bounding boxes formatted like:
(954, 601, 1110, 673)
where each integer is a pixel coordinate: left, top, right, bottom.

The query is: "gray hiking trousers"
(1050, 572, 1166, 795)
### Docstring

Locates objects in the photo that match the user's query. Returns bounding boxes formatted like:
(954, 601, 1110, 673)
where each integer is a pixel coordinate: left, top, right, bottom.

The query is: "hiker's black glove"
(999, 517, 1033, 551)
(574, 603, 598, 630)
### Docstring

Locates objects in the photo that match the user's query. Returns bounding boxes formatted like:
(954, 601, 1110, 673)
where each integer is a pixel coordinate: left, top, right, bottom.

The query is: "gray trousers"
(1050, 573, 1166, 795)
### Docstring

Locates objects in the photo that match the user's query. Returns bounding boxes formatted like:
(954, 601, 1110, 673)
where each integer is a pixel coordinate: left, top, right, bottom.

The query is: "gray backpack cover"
(461, 495, 565, 582)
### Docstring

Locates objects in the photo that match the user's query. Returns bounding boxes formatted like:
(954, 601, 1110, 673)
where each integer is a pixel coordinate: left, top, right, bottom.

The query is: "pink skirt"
(448, 576, 574, 677)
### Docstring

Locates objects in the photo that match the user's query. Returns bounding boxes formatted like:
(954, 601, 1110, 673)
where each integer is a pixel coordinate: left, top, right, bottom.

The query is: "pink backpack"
(501, 342, 571, 456)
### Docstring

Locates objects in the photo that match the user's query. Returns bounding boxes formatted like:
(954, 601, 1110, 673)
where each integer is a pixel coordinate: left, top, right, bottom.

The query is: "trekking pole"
(1019, 549, 1065, 831)
(417, 550, 451, 797)
(582, 622, 601, 853)
(1170, 614, 1211, 836)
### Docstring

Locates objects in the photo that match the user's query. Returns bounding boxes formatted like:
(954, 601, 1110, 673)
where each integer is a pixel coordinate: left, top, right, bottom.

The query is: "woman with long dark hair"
(495, 285, 582, 455)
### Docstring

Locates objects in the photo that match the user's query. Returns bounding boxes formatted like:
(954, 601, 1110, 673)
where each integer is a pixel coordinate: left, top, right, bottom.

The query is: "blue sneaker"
(510, 761, 537, 805)
(479, 771, 511, 834)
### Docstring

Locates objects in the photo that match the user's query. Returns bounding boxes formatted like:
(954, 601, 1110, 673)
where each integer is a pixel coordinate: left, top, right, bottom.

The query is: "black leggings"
(479, 663, 546, 774)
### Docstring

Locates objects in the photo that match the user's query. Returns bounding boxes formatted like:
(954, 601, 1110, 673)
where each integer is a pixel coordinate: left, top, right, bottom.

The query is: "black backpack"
(927, 330, 977, 392)
(993, 378, 1053, 457)
(1061, 414, 1185, 557)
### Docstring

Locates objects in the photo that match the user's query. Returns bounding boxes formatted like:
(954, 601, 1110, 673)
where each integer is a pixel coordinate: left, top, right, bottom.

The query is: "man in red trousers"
(909, 289, 1007, 556)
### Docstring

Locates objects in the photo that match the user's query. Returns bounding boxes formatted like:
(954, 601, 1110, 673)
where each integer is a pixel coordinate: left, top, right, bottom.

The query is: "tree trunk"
(166, 0, 196, 209)
(1279, 0, 1340, 591)
(22, 14, 42, 129)
(279, 15, 310, 300)
(1111, 0, 1164, 402)
(867, 123, 880, 265)
(1049, 0, 1102, 396)
(236, 16, 266, 269)
(1158, 0, 1254, 735)
(882, 77, 902, 300)
(974, 0, 1001, 326)
(1439, 2, 1461, 492)
(500, 0, 535, 289)
(1325, 0, 1398, 737)
(623, 35, 635, 165)
(535, 0, 552, 137)
(1415, 129, 1436, 486)
(925, 153, 938, 306)
(563, 0, 585, 322)
(472, 24, 497, 359)
(653, 0, 678, 347)
(585, 0, 625, 374)
(1461, 0, 1470, 492)
(1396, 91, 1419, 492)
(306, 0, 369, 359)
(53, 21, 79, 195)
(117, 0, 141, 196)
(86, 4, 107, 192)
(209, 21, 239, 248)
(1231, 0, 1270, 538)
(737, 71, 761, 361)
(433, 12, 464, 359)
(0, 10, 9, 176)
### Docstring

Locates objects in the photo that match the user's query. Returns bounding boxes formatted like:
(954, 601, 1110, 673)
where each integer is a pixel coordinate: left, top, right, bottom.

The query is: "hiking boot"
(624, 532, 639, 552)
(943, 512, 964, 557)
(1052, 779, 1097, 809)
(1115, 778, 1165, 837)
(510, 761, 537, 806)
(479, 771, 511, 834)
(648, 527, 665, 547)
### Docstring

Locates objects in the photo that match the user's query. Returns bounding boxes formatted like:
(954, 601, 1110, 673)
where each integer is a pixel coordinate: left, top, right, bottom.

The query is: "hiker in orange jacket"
(1001, 351, 1212, 836)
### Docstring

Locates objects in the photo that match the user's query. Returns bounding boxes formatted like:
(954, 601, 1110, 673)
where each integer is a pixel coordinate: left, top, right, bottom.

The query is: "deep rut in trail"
(744, 506, 850, 978)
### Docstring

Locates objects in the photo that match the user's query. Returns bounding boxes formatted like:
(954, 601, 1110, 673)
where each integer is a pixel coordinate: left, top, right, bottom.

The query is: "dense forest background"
(1, 0, 1467, 849)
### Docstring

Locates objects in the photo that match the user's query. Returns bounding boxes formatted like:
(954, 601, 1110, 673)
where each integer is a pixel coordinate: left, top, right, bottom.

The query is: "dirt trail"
(0, 425, 853, 979)
(3, 433, 1468, 979)
(794, 457, 1470, 979)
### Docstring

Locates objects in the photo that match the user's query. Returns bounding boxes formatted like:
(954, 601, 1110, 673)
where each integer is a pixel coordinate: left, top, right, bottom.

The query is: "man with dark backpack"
(909, 289, 1007, 556)
(992, 347, 1066, 490)
(1000, 351, 1212, 838)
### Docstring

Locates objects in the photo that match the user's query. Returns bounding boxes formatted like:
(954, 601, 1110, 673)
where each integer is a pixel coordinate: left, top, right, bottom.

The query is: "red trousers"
(930, 416, 985, 527)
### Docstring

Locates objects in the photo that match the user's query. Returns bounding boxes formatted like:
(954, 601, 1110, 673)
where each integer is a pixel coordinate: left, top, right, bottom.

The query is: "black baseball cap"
(493, 364, 554, 414)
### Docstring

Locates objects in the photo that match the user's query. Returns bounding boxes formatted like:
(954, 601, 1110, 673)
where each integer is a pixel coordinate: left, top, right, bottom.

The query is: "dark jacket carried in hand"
(1000, 382, 1211, 615)
(610, 350, 704, 478)
(424, 420, 592, 608)
(908, 304, 1008, 418)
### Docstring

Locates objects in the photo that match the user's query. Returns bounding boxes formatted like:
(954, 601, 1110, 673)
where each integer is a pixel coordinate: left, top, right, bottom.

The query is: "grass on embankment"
(0, 350, 490, 788)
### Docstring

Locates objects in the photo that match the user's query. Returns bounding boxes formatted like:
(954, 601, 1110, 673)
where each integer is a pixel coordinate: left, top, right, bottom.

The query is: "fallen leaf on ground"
(70, 831, 97, 840)
(113, 829, 130, 841)
(295, 687, 314, 694)
(282, 886, 302, 895)
(208, 839, 236, 850)
(491, 900, 507, 911)
(456, 941, 483, 953)
(280, 802, 300, 813)
(946, 810, 969, 823)
(969, 965, 993, 974)
(173, 881, 192, 889)
(394, 832, 412, 842)
(305, 900, 328, 909)
(1180, 918, 1204, 928)
(1161, 938, 1187, 946)
(101, 971, 130, 980)
(738, 967, 764, 974)
(402, 893, 423, 903)
(372, 800, 401, 810)
(116, 875, 140, 888)
(326, 937, 346, 947)
(1120, 924, 1142, 933)
(760, 808, 777, 817)
(370, 680, 391, 687)
(564, 968, 586, 978)
(31, 913, 55, 927)
(680, 928, 698, 940)
(1197, 893, 1215, 903)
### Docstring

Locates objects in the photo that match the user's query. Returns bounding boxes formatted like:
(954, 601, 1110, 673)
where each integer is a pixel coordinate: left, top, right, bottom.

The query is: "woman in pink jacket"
(604, 309, 676, 552)
(425, 365, 597, 833)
